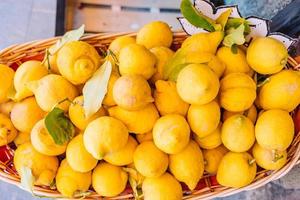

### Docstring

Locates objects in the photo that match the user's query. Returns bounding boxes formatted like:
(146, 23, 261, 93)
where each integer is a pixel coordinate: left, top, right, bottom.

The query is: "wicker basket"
(0, 31, 300, 200)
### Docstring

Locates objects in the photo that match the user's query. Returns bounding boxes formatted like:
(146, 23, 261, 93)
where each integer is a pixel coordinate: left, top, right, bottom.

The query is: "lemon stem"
(248, 158, 256, 165)
(272, 150, 284, 162)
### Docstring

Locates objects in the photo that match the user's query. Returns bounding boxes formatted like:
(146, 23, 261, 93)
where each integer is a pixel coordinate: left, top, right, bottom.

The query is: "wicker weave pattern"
(0, 32, 299, 200)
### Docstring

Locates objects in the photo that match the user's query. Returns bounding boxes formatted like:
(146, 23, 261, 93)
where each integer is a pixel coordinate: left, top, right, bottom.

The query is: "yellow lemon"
(136, 132, 153, 143)
(220, 73, 256, 112)
(154, 80, 189, 116)
(119, 44, 156, 79)
(188, 100, 220, 138)
(136, 21, 173, 49)
(83, 116, 129, 159)
(150, 47, 174, 83)
(0, 113, 18, 146)
(182, 31, 224, 54)
(255, 109, 294, 151)
(11, 97, 45, 133)
(14, 132, 30, 146)
(133, 141, 168, 178)
(92, 162, 128, 197)
(31, 119, 67, 156)
(184, 52, 225, 78)
(27, 74, 78, 112)
(109, 35, 136, 57)
(0, 64, 14, 103)
(0, 101, 15, 116)
(103, 72, 120, 106)
(169, 140, 204, 190)
(203, 145, 228, 174)
(14, 142, 59, 186)
(217, 152, 256, 188)
(153, 114, 190, 154)
(104, 136, 138, 166)
(14, 60, 48, 101)
(258, 70, 300, 112)
(222, 104, 257, 123)
(108, 103, 159, 134)
(69, 96, 106, 130)
(43, 44, 60, 74)
(66, 134, 98, 173)
(142, 173, 182, 200)
(252, 142, 287, 170)
(56, 159, 92, 197)
(177, 64, 220, 105)
(57, 41, 101, 85)
(222, 114, 255, 152)
(217, 46, 252, 76)
(194, 123, 222, 149)
(247, 37, 288, 74)
(113, 75, 153, 111)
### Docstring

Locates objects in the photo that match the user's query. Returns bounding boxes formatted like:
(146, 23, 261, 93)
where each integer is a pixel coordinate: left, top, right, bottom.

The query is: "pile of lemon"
(0, 20, 299, 200)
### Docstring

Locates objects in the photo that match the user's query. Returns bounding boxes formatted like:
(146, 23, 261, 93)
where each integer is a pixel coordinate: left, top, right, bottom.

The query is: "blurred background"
(0, 0, 299, 199)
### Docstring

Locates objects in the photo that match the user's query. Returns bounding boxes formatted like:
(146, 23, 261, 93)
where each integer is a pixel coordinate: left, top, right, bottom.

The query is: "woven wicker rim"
(0, 31, 300, 200)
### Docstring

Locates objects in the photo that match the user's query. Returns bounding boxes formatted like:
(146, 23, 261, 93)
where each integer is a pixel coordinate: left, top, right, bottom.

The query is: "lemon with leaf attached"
(69, 96, 106, 130)
(31, 119, 67, 156)
(57, 41, 101, 85)
(27, 74, 78, 112)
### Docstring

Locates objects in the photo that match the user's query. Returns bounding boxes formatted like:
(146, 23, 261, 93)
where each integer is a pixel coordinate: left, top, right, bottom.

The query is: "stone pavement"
(0, 0, 299, 199)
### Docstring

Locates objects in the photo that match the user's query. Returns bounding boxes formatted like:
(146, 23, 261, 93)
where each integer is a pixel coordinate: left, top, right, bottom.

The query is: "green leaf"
(41, 49, 51, 72)
(223, 24, 246, 48)
(49, 24, 85, 55)
(226, 18, 251, 35)
(45, 107, 75, 145)
(20, 166, 35, 194)
(216, 9, 232, 30)
(180, 0, 215, 32)
(83, 60, 112, 118)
